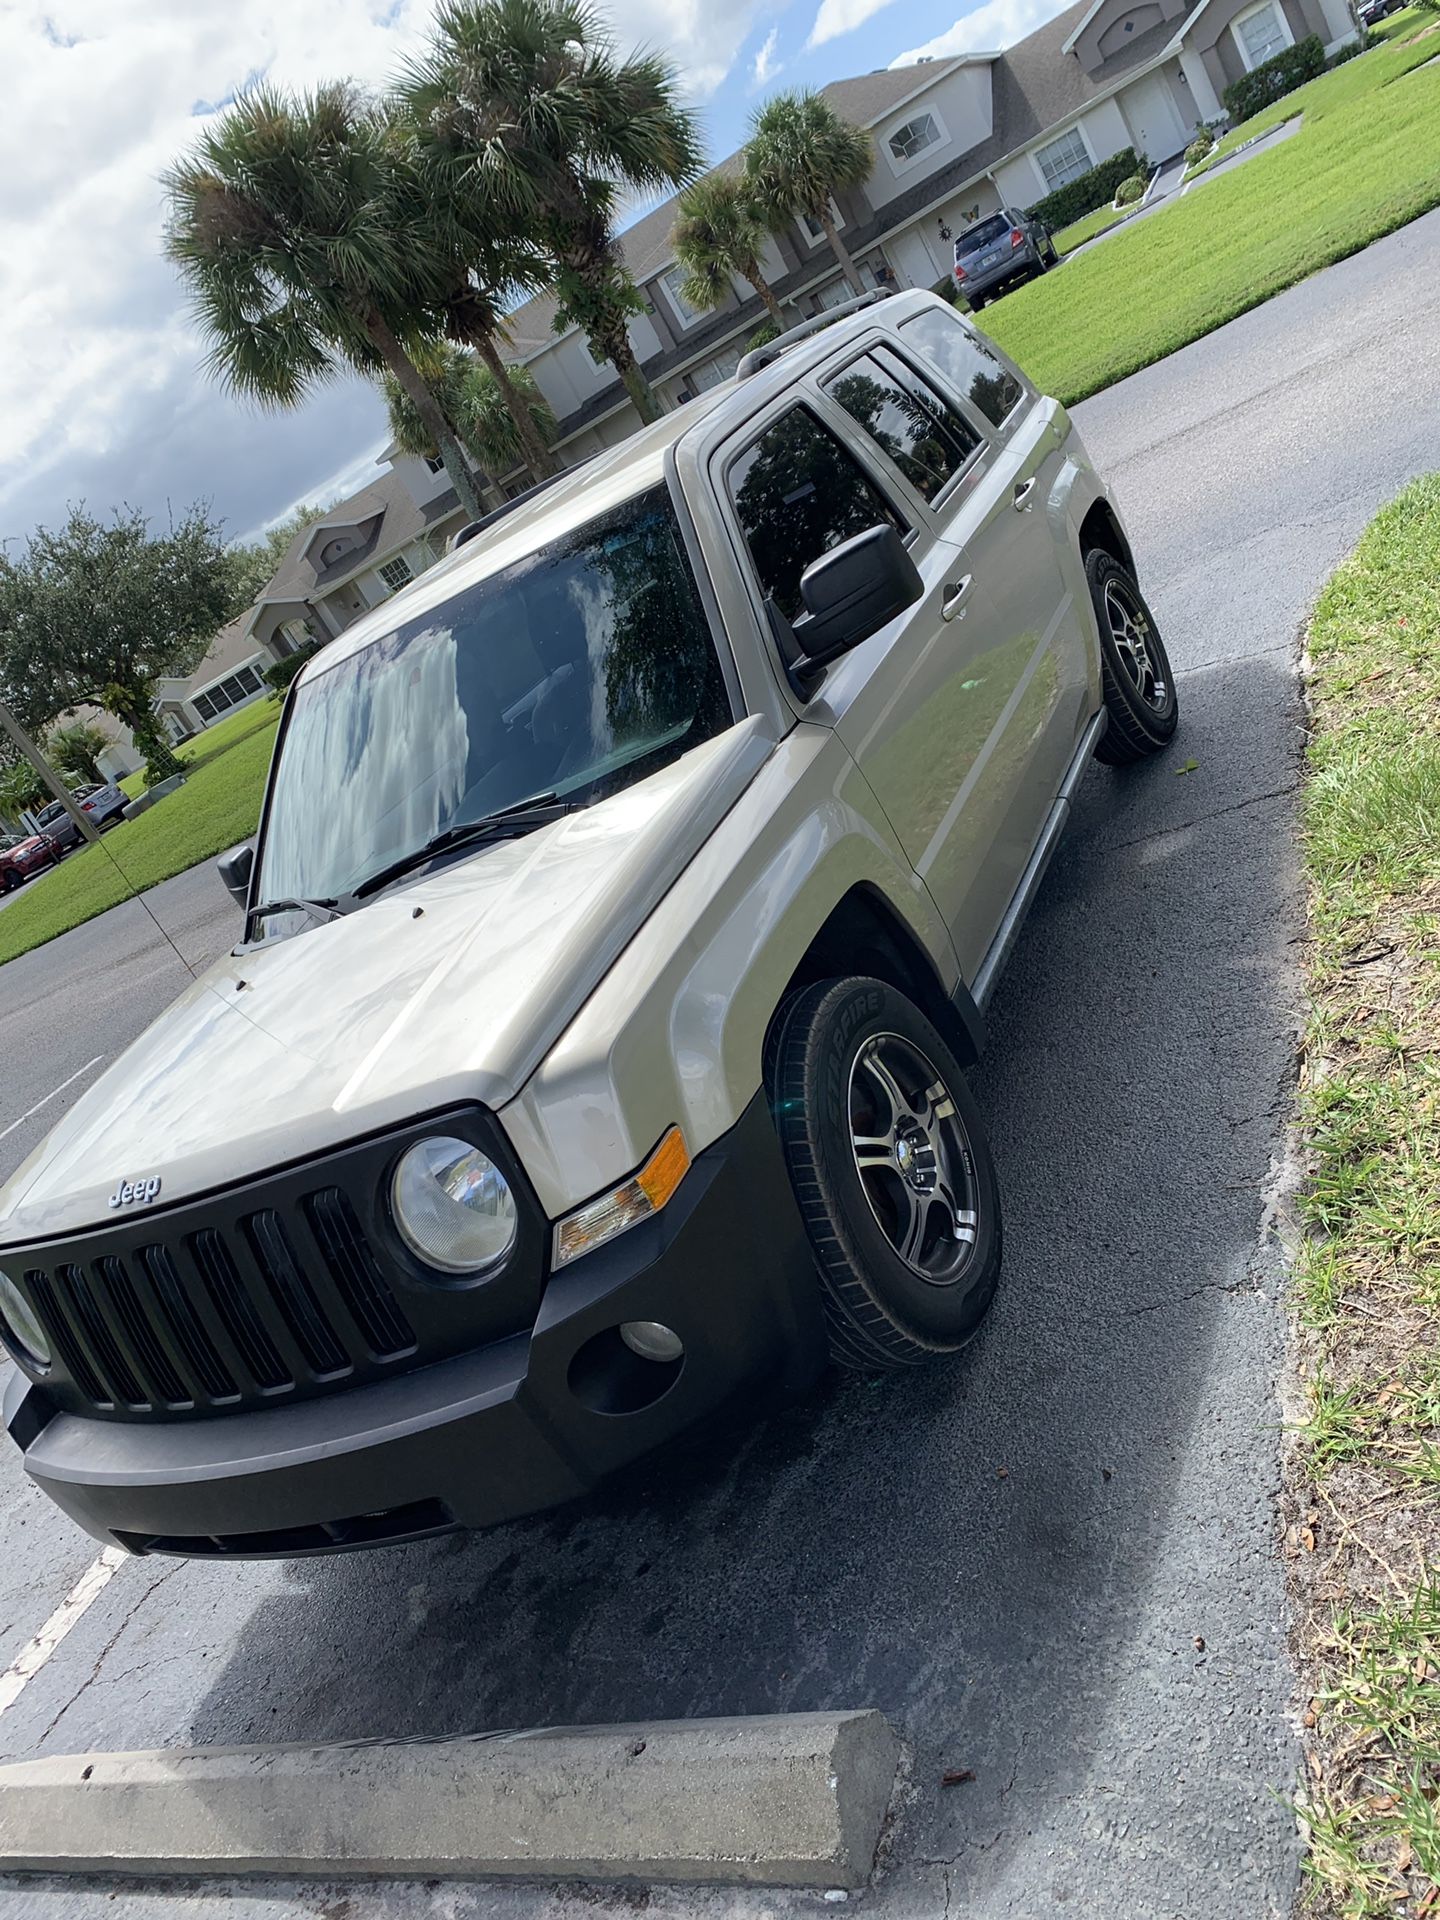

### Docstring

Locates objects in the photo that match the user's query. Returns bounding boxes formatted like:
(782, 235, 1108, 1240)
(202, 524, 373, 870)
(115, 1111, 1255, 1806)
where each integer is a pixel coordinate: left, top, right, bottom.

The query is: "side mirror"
(217, 842, 254, 909)
(789, 525, 924, 678)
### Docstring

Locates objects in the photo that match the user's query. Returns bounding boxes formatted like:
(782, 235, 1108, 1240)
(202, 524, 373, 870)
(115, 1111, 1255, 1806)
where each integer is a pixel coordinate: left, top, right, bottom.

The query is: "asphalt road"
(1, 207, 1439, 1920)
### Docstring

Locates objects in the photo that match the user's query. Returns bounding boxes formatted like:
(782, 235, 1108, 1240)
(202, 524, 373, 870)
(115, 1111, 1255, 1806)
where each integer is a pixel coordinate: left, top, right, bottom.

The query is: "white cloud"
(0, 0, 768, 548)
(806, 0, 893, 49)
(750, 24, 781, 84)
(891, 0, 1071, 63)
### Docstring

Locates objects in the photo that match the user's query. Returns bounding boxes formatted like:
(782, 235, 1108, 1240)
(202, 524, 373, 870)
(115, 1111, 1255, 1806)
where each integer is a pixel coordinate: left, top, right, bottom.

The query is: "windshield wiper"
(350, 793, 580, 900)
(249, 895, 351, 929)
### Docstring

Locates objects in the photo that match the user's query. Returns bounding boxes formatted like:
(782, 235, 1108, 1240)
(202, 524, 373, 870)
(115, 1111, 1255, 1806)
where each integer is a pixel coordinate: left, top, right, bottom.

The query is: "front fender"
(499, 725, 959, 1220)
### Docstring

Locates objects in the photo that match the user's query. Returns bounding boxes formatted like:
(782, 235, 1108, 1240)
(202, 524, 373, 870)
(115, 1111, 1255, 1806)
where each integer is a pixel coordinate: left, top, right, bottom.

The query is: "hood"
(0, 718, 776, 1243)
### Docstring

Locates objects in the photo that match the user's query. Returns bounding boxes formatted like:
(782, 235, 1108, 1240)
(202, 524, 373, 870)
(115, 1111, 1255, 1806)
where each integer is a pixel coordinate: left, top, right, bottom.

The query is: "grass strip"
(0, 704, 279, 966)
(982, 39, 1440, 405)
(1288, 472, 1440, 1917)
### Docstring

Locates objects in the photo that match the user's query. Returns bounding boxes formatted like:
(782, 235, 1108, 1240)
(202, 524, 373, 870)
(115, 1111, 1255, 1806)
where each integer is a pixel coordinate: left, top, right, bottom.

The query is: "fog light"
(619, 1320, 684, 1364)
(0, 1269, 51, 1370)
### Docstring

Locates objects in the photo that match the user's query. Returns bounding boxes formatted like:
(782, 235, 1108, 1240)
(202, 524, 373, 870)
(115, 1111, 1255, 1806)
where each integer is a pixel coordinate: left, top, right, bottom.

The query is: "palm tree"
(746, 91, 874, 300)
(398, 0, 703, 427)
(163, 82, 487, 520)
(382, 343, 557, 489)
(671, 171, 784, 327)
(457, 361, 559, 485)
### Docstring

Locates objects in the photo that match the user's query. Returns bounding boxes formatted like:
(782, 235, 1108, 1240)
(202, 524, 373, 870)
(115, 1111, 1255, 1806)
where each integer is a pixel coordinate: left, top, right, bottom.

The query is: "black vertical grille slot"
(190, 1228, 290, 1391)
(25, 1270, 109, 1407)
(56, 1263, 147, 1408)
(305, 1189, 415, 1359)
(244, 1211, 349, 1377)
(137, 1246, 238, 1403)
(94, 1256, 189, 1407)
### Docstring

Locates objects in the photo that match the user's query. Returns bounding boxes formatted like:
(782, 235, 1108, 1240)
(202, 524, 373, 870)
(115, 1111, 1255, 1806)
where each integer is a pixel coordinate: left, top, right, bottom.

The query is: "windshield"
(255, 485, 732, 907)
(955, 215, 1011, 256)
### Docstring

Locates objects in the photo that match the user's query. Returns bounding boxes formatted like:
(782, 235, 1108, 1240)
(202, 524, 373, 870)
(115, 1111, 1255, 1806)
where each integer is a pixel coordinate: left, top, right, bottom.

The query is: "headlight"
(391, 1137, 517, 1275)
(0, 1268, 51, 1369)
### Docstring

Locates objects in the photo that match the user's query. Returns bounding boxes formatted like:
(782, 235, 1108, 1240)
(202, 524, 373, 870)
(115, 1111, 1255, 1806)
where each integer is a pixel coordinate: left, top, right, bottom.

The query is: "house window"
(191, 662, 264, 726)
(424, 454, 446, 474)
(1234, 0, 1290, 66)
(888, 112, 941, 164)
(378, 555, 413, 594)
(1034, 126, 1093, 192)
(814, 279, 856, 312)
(798, 199, 845, 246)
(661, 266, 706, 328)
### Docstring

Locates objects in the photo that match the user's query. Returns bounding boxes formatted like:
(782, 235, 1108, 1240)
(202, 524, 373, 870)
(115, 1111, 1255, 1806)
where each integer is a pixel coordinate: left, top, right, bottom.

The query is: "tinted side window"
(729, 407, 906, 621)
(825, 347, 981, 503)
(900, 306, 1024, 427)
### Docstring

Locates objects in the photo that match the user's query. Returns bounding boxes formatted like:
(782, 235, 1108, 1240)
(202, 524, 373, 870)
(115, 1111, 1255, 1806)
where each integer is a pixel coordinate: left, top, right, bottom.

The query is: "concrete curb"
(0, 1712, 900, 1889)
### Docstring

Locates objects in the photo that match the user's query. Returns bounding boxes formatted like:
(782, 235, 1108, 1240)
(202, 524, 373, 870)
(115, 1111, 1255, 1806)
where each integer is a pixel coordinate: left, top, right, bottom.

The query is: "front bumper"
(4, 1093, 825, 1558)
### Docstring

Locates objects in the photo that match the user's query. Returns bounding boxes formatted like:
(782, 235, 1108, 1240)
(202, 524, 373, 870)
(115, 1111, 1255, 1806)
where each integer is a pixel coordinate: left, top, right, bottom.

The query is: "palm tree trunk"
(747, 267, 785, 327)
(364, 313, 487, 521)
(818, 208, 866, 299)
(596, 323, 661, 426)
(471, 334, 557, 483)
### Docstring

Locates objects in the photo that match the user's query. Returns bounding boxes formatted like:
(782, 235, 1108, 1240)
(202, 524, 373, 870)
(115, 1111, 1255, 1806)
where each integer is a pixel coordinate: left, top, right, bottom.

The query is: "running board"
(969, 709, 1107, 1010)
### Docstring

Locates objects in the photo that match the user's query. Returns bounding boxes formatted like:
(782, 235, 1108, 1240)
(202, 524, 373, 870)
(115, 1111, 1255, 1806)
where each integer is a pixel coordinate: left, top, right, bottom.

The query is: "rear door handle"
(941, 575, 974, 622)
(1013, 477, 1037, 512)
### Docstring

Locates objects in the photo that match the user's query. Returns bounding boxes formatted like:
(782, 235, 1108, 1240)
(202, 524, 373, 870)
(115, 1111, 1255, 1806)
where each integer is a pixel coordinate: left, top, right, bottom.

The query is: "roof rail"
(450, 459, 593, 552)
(736, 288, 896, 379)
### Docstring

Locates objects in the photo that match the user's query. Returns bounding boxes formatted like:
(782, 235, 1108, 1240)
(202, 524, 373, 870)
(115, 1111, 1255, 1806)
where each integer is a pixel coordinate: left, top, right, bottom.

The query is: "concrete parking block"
(0, 1711, 900, 1889)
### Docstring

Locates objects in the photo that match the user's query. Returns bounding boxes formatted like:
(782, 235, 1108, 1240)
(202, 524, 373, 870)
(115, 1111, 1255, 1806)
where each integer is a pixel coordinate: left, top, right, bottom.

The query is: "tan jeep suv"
(0, 289, 1178, 1558)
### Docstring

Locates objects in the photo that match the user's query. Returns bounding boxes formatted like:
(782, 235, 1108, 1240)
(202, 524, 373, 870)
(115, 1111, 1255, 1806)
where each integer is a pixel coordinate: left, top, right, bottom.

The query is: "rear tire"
(768, 977, 1002, 1371)
(1086, 549, 1180, 765)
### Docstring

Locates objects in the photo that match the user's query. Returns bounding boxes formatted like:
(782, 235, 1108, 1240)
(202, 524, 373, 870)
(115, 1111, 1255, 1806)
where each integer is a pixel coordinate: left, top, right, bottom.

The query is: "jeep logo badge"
(109, 1176, 162, 1210)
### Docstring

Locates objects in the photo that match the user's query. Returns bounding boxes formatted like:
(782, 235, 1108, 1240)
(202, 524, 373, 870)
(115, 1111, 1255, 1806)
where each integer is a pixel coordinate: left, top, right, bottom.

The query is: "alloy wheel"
(848, 1033, 980, 1286)
(1103, 575, 1168, 710)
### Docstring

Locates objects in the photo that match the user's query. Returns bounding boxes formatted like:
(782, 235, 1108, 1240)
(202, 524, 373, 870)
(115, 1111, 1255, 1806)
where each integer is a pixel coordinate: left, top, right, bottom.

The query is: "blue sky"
(0, 0, 1066, 556)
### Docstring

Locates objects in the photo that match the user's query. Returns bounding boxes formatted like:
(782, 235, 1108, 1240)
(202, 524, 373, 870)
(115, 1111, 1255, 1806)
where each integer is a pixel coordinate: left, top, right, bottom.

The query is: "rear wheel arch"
(763, 886, 985, 1088)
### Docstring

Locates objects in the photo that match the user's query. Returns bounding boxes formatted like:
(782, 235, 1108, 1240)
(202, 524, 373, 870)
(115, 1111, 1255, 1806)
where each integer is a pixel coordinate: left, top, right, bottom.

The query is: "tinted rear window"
(899, 306, 1025, 428)
(955, 215, 1010, 256)
(824, 348, 981, 503)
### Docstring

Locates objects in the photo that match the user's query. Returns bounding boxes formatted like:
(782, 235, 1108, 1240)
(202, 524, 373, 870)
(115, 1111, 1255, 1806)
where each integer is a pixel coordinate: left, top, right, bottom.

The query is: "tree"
(0, 505, 233, 787)
(163, 82, 487, 520)
(671, 171, 785, 327)
(458, 360, 558, 486)
(398, 0, 703, 427)
(384, 345, 558, 490)
(47, 721, 109, 786)
(746, 91, 873, 299)
(0, 758, 45, 823)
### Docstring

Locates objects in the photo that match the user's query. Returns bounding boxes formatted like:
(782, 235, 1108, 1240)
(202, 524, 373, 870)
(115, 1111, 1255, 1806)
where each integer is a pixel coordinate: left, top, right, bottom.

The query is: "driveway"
(1, 206, 1439, 1920)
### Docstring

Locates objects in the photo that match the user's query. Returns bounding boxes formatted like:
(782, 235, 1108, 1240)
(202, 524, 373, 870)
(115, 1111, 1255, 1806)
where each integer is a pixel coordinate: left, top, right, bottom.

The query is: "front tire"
(1086, 549, 1180, 765)
(768, 977, 1002, 1371)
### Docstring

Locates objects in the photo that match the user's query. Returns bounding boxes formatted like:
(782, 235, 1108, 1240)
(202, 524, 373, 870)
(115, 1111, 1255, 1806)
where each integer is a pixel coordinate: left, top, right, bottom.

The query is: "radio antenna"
(0, 702, 199, 982)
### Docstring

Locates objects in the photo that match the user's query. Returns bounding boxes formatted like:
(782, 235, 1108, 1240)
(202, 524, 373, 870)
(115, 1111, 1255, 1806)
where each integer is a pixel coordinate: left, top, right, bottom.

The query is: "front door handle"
(1013, 477, 1037, 512)
(941, 574, 974, 622)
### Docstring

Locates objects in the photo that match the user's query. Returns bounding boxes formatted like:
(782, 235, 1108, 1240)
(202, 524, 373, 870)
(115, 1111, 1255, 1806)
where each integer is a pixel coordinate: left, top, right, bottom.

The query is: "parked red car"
(0, 832, 59, 892)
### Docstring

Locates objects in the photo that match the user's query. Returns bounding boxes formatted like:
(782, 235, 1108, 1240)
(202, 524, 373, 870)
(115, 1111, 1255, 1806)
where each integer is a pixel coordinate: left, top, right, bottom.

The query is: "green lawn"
(983, 36, 1440, 405)
(1189, 10, 1439, 174)
(0, 704, 279, 966)
(1052, 199, 1134, 255)
(116, 696, 279, 798)
(1289, 474, 1440, 1916)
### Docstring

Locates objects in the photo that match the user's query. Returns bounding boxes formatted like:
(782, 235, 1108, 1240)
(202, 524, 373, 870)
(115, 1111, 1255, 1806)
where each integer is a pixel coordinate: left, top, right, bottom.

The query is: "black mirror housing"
(217, 842, 254, 909)
(790, 525, 924, 677)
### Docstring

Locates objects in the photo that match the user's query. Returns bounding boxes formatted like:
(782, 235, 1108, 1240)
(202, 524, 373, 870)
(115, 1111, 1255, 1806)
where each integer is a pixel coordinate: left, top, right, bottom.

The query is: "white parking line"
(0, 1056, 104, 1144)
(0, 1548, 129, 1721)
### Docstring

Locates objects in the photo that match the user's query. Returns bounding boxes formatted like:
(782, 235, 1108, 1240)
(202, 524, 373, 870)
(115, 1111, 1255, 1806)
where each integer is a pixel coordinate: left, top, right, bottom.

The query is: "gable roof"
(257, 463, 465, 609)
